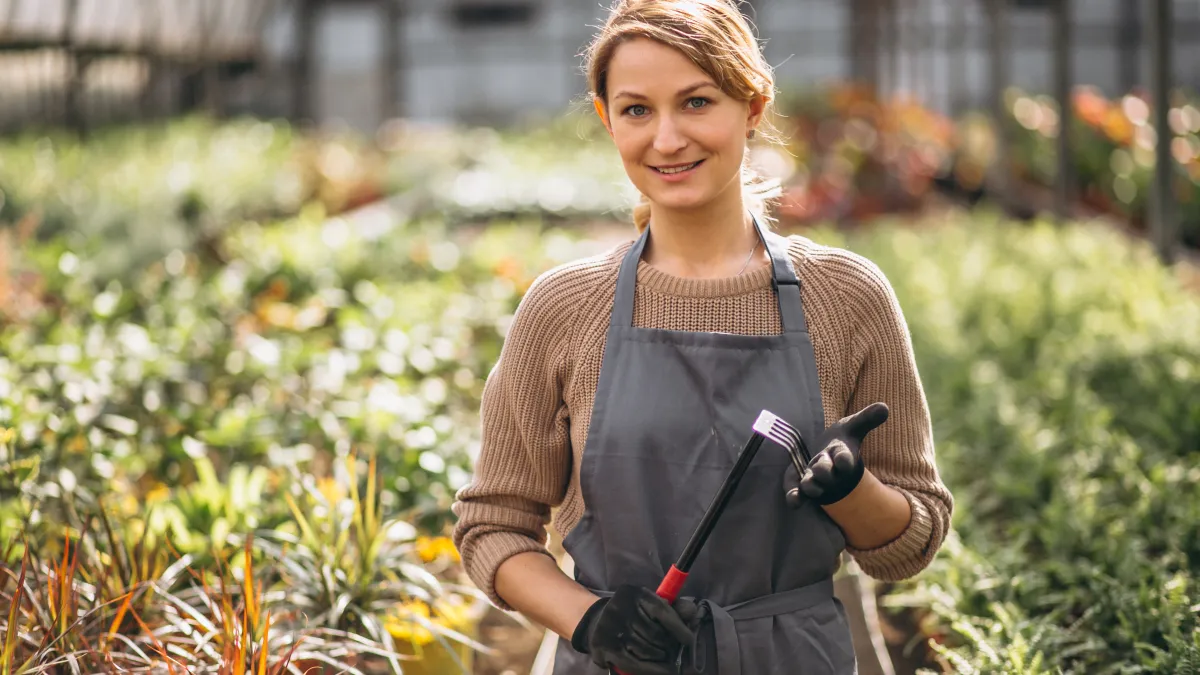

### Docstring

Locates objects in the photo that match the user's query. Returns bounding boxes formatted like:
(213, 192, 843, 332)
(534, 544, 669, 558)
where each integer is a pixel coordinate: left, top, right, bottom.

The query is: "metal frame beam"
(987, 0, 1010, 207)
(1052, 0, 1073, 221)
(1148, 0, 1176, 264)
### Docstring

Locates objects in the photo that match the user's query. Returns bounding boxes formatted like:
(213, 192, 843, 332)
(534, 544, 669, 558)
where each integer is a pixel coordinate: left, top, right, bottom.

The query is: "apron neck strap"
(612, 213, 808, 333)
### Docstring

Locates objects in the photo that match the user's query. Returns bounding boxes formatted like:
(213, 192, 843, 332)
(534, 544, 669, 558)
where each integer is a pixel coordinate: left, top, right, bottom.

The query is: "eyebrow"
(611, 81, 717, 102)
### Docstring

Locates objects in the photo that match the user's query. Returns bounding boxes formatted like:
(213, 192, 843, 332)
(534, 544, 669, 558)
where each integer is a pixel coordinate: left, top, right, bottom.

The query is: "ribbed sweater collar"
(634, 259, 776, 298)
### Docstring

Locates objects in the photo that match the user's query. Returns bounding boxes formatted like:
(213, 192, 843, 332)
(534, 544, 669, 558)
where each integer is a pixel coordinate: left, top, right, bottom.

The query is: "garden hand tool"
(784, 402, 889, 506)
(654, 409, 807, 604)
(576, 409, 807, 675)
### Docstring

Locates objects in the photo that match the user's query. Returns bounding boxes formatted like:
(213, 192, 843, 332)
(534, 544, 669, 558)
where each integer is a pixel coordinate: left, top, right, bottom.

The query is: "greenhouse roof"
(0, 0, 275, 58)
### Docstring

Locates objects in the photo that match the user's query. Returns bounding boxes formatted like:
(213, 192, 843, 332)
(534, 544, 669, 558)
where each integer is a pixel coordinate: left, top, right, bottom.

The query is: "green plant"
(143, 536, 309, 675)
(147, 457, 280, 560)
(252, 453, 490, 675)
(0, 522, 187, 675)
(0, 116, 385, 283)
(816, 211, 1200, 672)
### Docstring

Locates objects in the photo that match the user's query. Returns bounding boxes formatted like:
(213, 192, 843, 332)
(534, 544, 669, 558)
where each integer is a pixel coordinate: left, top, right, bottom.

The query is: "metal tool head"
(753, 409, 810, 472)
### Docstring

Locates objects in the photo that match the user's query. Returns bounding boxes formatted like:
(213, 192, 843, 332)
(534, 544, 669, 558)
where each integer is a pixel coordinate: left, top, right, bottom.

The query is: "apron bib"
(553, 216, 856, 675)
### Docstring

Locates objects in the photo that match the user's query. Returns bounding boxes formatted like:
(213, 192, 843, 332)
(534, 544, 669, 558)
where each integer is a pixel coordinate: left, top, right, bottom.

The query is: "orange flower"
(259, 301, 297, 329)
(265, 278, 289, 300)
(1103, 108, 1134, 147)
(1073, 87, 1110, 129)
(493, 257, 523, 282)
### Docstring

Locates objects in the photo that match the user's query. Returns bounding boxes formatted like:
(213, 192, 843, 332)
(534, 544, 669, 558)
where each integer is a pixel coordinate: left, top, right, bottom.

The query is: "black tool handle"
(673, 432, 766, 573)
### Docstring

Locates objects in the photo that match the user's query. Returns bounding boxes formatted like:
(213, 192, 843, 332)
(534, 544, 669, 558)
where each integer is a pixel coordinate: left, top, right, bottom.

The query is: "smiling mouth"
(652, 160, 703, 175)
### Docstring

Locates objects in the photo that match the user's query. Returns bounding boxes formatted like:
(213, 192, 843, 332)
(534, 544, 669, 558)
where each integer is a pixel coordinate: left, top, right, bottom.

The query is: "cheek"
(612, 131, 645, 166)
(704, 127, 745, 157)
(714, 133, 748, 171)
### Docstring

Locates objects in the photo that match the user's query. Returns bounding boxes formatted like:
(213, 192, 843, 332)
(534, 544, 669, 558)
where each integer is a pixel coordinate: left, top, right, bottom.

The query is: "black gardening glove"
(570, 585, 697, 674)
(785, 402, 889, 506)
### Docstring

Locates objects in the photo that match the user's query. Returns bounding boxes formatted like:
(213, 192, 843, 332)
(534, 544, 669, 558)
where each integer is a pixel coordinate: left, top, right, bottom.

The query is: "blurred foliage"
(0, 116, 386, 284)
(0, 204, 595, 546)
(776, 84, 1200, 249)
(805, 211, 1200, 673)
(0, 115, 598, 673)
(1007, 86, 1200, 247)
(775, 84, 958, 222)
(377, 112, 632, 221)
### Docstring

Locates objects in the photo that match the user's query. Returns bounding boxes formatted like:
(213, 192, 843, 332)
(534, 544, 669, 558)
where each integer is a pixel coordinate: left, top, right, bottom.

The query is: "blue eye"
(624, 104, 649, 117)
(686, 97, 711, 109)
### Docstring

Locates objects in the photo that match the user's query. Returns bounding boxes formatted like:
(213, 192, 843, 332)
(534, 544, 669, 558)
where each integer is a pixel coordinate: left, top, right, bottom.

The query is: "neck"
(642, 186, 764, 279)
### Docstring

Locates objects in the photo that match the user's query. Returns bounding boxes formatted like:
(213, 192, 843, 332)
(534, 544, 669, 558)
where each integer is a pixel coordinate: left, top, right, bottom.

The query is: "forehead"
(606, 37, 714, 95)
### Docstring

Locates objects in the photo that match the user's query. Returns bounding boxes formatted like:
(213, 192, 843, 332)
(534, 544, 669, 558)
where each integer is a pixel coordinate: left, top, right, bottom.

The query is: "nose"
(652, 113, 687, 156)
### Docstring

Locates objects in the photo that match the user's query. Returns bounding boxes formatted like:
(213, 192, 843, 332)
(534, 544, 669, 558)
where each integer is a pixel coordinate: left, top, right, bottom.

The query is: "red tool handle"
(655, 564, 688, 603)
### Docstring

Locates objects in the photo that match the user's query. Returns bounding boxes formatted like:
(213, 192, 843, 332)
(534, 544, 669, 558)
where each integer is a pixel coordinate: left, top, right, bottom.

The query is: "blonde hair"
(584, 0, 783, 232)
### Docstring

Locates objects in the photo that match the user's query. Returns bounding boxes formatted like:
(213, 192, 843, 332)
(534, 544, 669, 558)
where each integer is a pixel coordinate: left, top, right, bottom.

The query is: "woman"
(452, 1, 953, 673)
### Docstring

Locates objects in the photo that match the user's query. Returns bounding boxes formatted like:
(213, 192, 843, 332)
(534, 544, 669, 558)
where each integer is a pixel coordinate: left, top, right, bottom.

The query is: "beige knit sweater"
(452, 234, 953, 609)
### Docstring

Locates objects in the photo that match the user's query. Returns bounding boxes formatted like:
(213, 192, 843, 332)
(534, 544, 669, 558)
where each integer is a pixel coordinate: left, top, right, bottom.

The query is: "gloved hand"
(785, 402, 889, 506)
(570, 585, 698, 674)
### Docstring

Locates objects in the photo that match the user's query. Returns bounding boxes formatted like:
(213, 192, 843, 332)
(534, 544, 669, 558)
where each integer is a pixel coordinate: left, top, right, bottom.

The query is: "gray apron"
(553, 216, 857, 675)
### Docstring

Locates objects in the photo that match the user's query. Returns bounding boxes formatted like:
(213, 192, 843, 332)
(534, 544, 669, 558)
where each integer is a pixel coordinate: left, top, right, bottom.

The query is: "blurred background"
(1, 2, 1199, 675)
(2, 0, 1198, 126)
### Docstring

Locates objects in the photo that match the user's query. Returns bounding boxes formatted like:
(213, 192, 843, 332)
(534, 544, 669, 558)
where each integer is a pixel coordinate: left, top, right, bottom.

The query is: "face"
(601, 37, 763, 217)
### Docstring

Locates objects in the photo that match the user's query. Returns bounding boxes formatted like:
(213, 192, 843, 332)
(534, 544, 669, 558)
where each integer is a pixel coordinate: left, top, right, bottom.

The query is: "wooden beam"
(1148, 0, 1176, 264)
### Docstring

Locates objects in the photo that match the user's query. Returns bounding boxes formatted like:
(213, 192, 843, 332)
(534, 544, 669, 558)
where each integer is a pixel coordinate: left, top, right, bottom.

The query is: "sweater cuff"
(462, 531, 556, 611)
(844, 487, 934, 581)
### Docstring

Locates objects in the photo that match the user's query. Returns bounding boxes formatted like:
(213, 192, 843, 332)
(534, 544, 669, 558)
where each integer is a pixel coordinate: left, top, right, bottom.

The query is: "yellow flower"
(316, 476, 344, 505)
(67, 434, 87, 453)
(415, 536, 460, 563)
(385, 599, 435, 645)
(385, 595, 474, 646)
(146, 483, 171, 504)
(431, 595, 472, 630)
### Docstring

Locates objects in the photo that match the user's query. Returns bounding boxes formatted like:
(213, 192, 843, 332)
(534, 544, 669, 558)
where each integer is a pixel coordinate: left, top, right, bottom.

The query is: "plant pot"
(365, 595, 492, 675)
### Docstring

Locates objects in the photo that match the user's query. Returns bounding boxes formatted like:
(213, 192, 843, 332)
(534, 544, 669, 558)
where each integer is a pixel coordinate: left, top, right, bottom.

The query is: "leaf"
(2, 548, 30, 675)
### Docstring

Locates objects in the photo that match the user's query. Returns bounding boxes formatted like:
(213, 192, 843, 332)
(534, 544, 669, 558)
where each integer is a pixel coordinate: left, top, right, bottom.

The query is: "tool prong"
(768, 424, 803, 454)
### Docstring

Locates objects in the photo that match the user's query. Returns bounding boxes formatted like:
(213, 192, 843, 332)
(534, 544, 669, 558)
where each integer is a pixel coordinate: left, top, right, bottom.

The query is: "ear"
(593, 97, 614, 137)
(746, 94, 767, 134)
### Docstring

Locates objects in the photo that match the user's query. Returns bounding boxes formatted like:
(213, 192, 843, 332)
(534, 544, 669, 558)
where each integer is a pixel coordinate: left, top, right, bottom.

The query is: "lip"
(650, 159, 704, 182)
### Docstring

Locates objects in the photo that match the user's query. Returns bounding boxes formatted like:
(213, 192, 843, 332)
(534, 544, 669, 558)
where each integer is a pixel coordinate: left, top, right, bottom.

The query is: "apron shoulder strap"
(758, 226, 807, 335)
(612, 229, 650, 328)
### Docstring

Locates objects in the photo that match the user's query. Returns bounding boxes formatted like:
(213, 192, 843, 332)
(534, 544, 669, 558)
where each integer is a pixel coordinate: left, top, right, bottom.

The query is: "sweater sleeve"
(837, 253, 954, 581)
(451, 269, 576, 609)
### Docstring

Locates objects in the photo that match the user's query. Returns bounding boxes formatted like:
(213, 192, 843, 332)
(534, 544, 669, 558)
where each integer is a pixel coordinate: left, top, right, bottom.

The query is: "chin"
(643, 187, 717, 213)
(654, 197, 712, 214)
